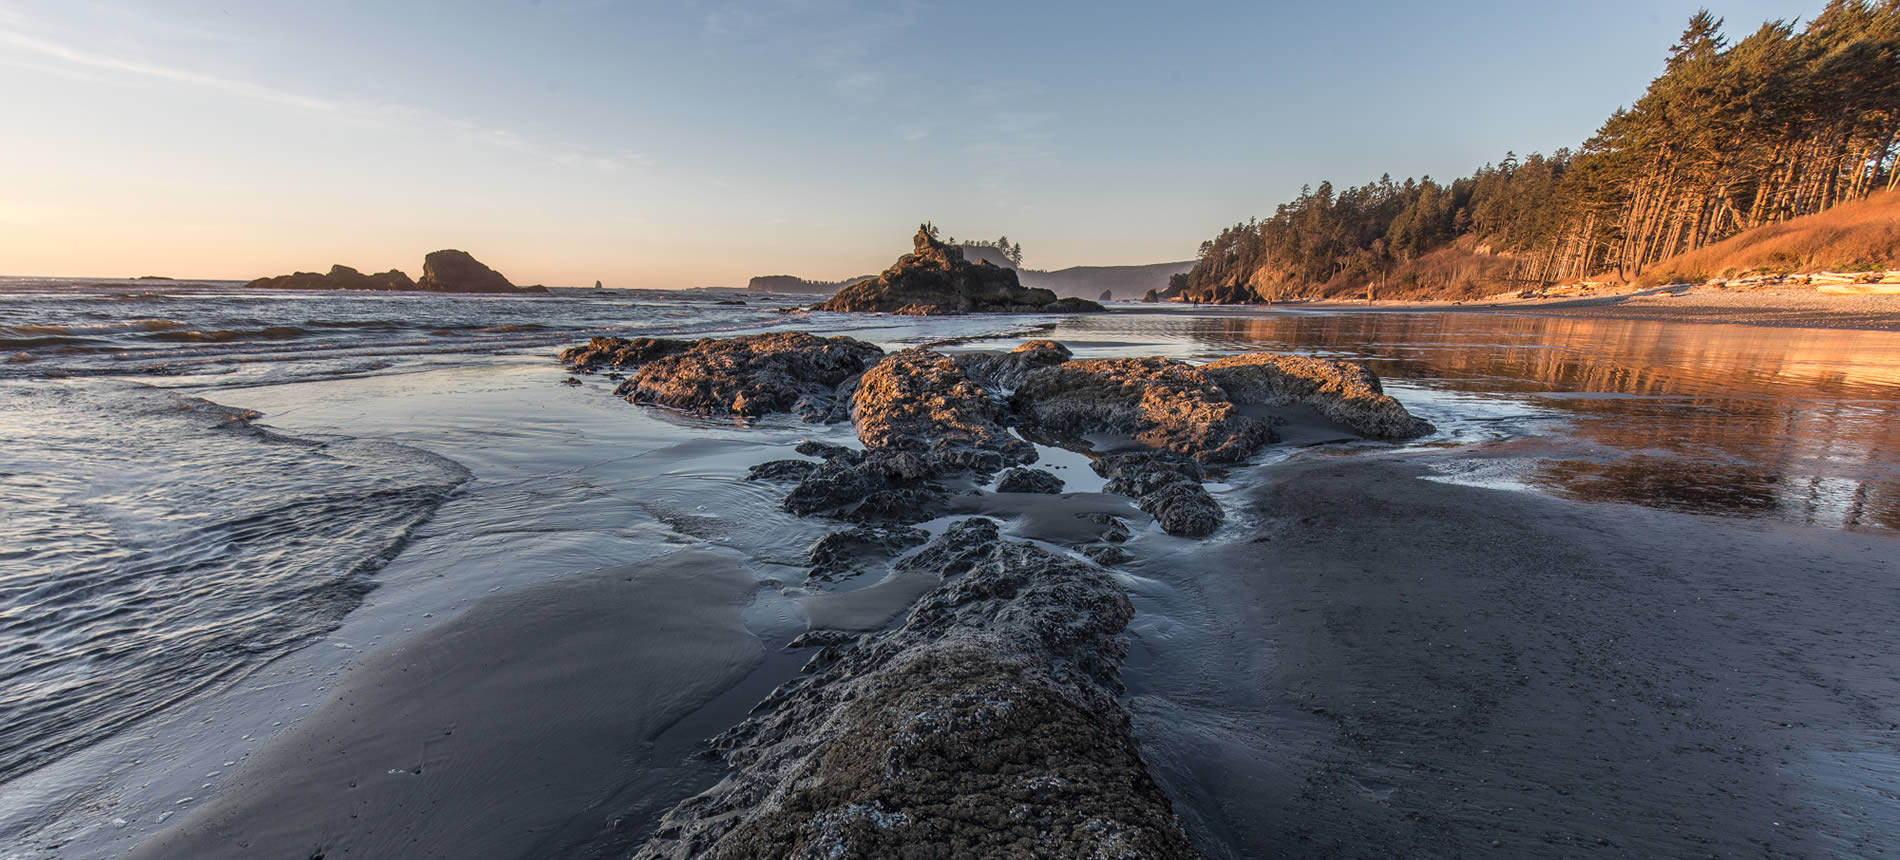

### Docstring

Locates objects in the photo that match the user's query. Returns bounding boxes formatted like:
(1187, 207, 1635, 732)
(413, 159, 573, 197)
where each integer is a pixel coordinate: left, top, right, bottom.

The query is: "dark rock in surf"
(1141, 288, 1160, 303)
(746, 459, 820, 483)
(1091, 451, 1222, 537)
(819, 227, 1106, 315)
(950, 339, 1074, 389)
(844, 486, 951, 525)
(1079, 511, 1132, 543)
(807, 525, 930, 578)
(784, 459, 880, 517)
(616, 332, 884, 420)
(560, 336, 695, 373)
(1099, 289, 1114, 301)
(794, 440, 862, 464)
(996, 467, 1064, 495)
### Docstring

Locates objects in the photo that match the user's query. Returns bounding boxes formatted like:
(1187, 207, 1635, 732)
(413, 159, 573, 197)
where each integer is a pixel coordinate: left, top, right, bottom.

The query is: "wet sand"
(128, 550, 767, 860)
(1126, 455, 1900, 857)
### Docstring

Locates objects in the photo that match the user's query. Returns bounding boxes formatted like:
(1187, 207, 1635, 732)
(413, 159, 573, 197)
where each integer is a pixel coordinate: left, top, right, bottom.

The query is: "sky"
(0, 0, 1831, 288)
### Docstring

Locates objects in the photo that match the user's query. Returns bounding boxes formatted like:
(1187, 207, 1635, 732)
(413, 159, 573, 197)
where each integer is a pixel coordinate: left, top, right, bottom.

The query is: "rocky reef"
(1012, 357, 1277, 465)
(820, 228, 1107, 315)
(1203, 352, 1436, 439)
(555, 330, 1435, 855)
(563, 332, 884, 421)
(562, 333, 1433, 535)
(632, 523, 1194, 859)
(244, 264, 418, 292)
(245, 250, 547, 294)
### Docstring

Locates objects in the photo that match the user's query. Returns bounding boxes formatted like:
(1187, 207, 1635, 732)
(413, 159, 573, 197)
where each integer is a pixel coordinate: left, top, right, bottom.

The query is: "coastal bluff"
(245, 250, 548, 294)
(820, 227, 1106, 314)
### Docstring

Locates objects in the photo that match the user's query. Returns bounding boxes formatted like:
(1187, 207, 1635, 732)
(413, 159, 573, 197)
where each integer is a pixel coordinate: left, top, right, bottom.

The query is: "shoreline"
(1207, 285, 1900, 332)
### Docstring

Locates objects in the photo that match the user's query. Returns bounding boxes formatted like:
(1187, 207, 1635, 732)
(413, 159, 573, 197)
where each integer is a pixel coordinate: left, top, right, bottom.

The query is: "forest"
(1181, 1, 1900, 302)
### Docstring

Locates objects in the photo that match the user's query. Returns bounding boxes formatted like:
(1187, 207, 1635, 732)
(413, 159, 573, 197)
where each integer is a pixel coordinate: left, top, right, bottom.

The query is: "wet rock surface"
(632, 522, 1194, 860)
(614, 332, 884, 420)
(807, 525, 930, 580)
(560, 332, 1430, 539)
(559, 336, 694, 373)
(1013, 357, 1276, 464)
(1092, 452, 1223, 537)
(996, 467, 1065, 494)
(851, 348, 1035, 471)
(820, 228, 1107, 315)
(951, 339, 1075, 390)
(1203, 352, 1436, 440)
(745, 459, 819, 483)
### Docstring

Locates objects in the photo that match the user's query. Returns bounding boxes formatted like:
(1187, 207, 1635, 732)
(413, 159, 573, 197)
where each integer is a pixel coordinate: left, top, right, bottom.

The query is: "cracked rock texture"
(632, 522, 1194, 860)
(1202, 352, 1435, 440)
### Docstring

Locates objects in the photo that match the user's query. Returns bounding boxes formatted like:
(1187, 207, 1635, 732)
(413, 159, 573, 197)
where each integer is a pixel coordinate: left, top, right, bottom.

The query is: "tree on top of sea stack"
(818, 226, 1104, 314)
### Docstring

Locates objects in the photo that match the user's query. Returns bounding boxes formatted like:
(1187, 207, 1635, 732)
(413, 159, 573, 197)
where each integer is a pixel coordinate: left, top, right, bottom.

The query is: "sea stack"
(819, 227, 1105, 315)
(416, 250, 522, 293)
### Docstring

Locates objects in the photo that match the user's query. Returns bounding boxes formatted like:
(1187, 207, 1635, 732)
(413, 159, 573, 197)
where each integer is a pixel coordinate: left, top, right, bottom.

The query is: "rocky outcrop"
(245, 264, 416, 292)
(1099, 289, 1114, 301)
(1012, 357, 1277, 464)
(950, 340, 1074, 390)
(246, 251, 546, 294)
(807, 524, 930, 580)
(416, 249, 520, 293)
(746, 275, 870, 295)
(559, 336, 695, 372)
(559, 333, 1430, 536)
(1091, 452, 1222, 537)
(820, 228, 1106, 315)
(995, 467, 1065, 494)
(632, 524, 1193, 859)
(1141, 288, 1161, 303)
(613, 332, 884, 420)
(1203, 352, 1436, 439)
(850, 348, 1035, 471)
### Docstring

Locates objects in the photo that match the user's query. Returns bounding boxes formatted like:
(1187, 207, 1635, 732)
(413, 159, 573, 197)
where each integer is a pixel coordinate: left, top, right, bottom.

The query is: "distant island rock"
(746, 274, 872, 296)
(819, 227, 1106, 314)
(245, 250, 547, 294)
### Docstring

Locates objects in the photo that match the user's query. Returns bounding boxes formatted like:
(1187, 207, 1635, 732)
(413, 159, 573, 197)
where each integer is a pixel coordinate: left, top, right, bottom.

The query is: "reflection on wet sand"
(1079, 310, 1900, 531)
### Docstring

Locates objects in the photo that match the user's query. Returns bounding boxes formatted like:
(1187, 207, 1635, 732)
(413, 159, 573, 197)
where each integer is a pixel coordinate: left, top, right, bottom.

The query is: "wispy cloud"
(0, 15, 648, 174)
(0, 27, 342, 112)
(699, 0, 920, 105)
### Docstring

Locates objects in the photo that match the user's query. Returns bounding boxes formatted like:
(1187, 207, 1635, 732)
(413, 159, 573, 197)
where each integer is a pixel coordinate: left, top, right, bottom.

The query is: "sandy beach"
(1127, 455, 1900, 857)
(1290, 286, 1900, 332)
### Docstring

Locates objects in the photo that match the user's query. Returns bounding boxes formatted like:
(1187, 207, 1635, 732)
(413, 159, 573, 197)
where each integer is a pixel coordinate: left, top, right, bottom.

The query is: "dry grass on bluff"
(1637, 191, 1900, 286)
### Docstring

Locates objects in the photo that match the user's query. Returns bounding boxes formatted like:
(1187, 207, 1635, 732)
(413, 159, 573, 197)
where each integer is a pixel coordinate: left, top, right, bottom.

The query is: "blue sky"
(0, 0, 1828, 287)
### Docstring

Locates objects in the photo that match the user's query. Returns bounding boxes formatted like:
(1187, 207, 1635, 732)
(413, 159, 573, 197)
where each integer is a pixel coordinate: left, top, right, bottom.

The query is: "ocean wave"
(143, 326, 313, 343)
(0, 383, 470, 780)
